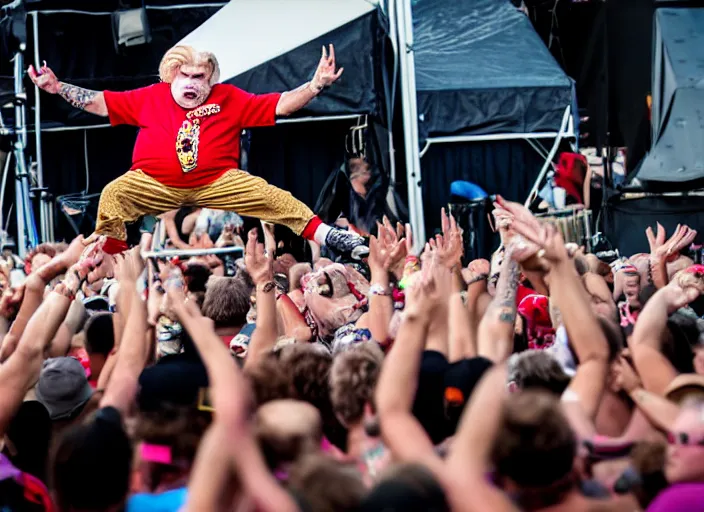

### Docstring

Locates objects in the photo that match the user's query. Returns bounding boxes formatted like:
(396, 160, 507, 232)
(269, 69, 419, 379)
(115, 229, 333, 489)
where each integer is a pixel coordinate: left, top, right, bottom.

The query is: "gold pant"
(94, 169, 315, 240)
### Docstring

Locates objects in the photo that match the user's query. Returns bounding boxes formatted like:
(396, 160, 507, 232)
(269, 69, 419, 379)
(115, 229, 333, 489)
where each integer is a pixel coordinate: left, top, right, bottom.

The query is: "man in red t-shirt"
(28, 44, 368, 259)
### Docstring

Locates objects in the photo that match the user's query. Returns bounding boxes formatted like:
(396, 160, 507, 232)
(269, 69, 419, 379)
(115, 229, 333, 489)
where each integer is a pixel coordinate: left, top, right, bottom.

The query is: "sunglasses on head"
(667, 432, 704, 447)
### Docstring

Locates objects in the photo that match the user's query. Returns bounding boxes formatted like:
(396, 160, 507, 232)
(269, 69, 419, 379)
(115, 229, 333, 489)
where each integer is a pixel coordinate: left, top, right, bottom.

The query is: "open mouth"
(183, 91, 197, 100)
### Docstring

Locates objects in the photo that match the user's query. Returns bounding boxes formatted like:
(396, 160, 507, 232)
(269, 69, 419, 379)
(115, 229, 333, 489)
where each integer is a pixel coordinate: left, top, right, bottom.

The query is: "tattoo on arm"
(494, 258, 520, 324)
(59, 83, 98, 110)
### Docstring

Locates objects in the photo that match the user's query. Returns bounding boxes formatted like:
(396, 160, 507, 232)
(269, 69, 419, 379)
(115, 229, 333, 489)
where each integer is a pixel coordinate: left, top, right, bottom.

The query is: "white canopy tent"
(179, 0, 378, 89)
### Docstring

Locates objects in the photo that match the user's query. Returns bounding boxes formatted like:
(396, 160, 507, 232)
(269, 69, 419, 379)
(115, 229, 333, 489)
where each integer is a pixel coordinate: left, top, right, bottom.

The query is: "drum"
(536, 208, 593, 251)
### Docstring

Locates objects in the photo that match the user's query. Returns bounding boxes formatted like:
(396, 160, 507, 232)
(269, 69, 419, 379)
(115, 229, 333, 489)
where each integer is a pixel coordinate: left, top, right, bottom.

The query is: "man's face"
(171, 64, 212, 109)
(665, 408, 704, 484)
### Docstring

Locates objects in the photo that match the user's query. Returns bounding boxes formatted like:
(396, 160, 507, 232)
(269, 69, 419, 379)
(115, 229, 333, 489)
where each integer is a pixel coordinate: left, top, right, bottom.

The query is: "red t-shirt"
(104, 82, 281, 188)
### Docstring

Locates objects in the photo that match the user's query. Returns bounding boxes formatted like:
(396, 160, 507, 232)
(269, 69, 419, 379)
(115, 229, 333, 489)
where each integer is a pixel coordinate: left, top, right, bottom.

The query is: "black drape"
(604, 194, 704, 256)
(420, 140, 544, 258)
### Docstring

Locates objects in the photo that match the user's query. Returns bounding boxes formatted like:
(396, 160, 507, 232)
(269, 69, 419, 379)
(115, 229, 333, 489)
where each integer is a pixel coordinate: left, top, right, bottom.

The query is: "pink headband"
(685, 264, 704, 275)
(140, 443, 172, 465)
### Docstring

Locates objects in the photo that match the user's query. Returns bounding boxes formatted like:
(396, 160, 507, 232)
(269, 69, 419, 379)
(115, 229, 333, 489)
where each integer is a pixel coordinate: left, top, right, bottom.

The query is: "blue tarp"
(412, 0, 574, 139)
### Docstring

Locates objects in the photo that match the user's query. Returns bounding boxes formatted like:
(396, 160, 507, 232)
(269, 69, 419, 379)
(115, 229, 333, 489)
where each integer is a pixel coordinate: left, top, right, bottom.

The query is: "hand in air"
(646, 223, 697, 263)
(369, 217, 406, 273)
(661, 266, 704, 313)
(27, 62, 61, 94)
(245, 229, 273, 286)
(312, 44, 344, 90)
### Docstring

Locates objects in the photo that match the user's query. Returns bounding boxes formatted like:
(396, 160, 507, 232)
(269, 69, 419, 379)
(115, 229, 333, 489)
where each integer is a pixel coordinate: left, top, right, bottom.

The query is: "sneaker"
(324, 229, 369, 261)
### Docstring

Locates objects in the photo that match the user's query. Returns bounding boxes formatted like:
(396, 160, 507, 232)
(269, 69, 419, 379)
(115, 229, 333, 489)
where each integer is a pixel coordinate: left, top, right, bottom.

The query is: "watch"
(258, 281, 276, 294)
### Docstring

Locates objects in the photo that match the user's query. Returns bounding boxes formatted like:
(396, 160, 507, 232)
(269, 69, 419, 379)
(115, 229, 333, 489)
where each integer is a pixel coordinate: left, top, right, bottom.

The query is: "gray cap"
(35, 357, 93, 420)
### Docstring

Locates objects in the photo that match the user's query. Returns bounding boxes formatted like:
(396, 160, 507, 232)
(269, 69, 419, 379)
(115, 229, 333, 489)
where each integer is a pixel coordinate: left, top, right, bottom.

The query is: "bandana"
(517, 295, 555, 349)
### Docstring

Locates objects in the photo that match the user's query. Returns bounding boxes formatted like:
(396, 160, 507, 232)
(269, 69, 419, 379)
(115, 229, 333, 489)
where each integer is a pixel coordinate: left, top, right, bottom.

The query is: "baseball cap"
(664, 373, 704, 404)
(137, 353, 209, 412)
(35, 357, 93, 420)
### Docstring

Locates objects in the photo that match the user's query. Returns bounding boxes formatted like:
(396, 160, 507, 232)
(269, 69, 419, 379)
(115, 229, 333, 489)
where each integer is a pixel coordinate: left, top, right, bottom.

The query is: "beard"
(171, 79, 211, 109)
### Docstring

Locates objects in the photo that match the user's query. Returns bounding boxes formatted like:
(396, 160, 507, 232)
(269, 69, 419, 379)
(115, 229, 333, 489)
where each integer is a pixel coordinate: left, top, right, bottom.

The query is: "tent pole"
(396, 0, 425, 250)
(32, 12, 51, 243)
(524, 106, 571, 207)
(386, 0, 398, 185)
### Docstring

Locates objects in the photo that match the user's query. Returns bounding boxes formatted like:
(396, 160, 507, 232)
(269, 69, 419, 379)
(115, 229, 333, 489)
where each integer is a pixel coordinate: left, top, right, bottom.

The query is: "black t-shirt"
(51, 406, 132, 511)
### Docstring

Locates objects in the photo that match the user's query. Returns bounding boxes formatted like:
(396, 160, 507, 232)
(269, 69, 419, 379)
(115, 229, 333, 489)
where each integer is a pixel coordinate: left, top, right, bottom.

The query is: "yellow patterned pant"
(94, 169, 315, 240)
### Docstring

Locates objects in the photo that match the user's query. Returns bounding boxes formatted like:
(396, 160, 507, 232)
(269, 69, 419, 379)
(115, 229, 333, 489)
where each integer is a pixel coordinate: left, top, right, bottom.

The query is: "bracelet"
(55, 285, 76, 301)
(309, 81, 324, 93)
(466, 273, 489, 286)
(369, 283, 391, 297)
(257, 281, 276, 294)
(647, 257, 656, 286)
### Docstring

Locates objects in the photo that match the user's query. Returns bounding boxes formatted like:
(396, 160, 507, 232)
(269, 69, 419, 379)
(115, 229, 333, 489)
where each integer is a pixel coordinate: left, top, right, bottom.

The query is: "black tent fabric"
(635, 8, 704, 185)
(226, 10, 387, 119)
(14, 2, 223, 128)
(604, 194, 704, 256)
(420, 139, 545, 258)
(412, 0, 574, 140)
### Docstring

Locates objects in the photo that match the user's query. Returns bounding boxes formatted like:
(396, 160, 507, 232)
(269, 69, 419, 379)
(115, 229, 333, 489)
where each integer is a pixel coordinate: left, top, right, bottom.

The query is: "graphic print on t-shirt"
(176, 103, 222, 173)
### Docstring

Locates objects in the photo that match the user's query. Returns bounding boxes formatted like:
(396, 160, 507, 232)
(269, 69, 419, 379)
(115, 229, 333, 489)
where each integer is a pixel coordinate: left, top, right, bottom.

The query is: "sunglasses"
(667, 432, 704, 447)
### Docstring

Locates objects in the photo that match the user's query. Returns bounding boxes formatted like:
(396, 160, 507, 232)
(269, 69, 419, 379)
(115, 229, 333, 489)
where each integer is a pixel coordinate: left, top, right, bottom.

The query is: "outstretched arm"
(276, 44, 343, 116)
(28, 64, 108, 117)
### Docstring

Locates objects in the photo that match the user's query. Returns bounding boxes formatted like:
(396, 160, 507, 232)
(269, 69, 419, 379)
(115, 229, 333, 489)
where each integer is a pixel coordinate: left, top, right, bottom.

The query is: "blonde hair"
(158, 45, 220, 85)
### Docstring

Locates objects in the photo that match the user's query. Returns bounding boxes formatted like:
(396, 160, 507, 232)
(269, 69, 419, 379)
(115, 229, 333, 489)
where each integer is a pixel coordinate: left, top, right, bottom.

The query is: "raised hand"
(215, 223, 237, 248)
(370, 218, 406, 273)
(440, 208, 463, 267)
(78, 235, 106, 266)
(113, 247, 144, 284)
(312, 44, 344, 90)
(27, 62, 61, 94)
(245, 229, 273, 286)
(647, 223, 697, 263)
(464, 258, 490, 281)
(660, 267, 704, 313)
(0, 285, 24, 318)
(404, 223, 415, 257)
(404, 254, 452, 318)
(613, 356, 642, 394)
(57, 234, 86, 268)
(513, 221, 568, 266)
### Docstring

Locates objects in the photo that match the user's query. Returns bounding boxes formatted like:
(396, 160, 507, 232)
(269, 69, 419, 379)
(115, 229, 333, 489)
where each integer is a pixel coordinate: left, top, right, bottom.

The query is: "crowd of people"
(0, 197, 703, 511)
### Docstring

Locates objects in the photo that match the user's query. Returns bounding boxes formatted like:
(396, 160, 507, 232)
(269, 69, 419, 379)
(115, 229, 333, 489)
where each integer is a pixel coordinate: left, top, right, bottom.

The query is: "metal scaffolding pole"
(395, 0, 425, 251)
(12, 51, 39, 256)
(32, 11, 53, 242)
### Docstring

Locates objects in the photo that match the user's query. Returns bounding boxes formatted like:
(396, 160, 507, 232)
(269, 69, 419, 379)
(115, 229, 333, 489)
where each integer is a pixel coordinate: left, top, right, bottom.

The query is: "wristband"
(369, 283, 391, 297)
